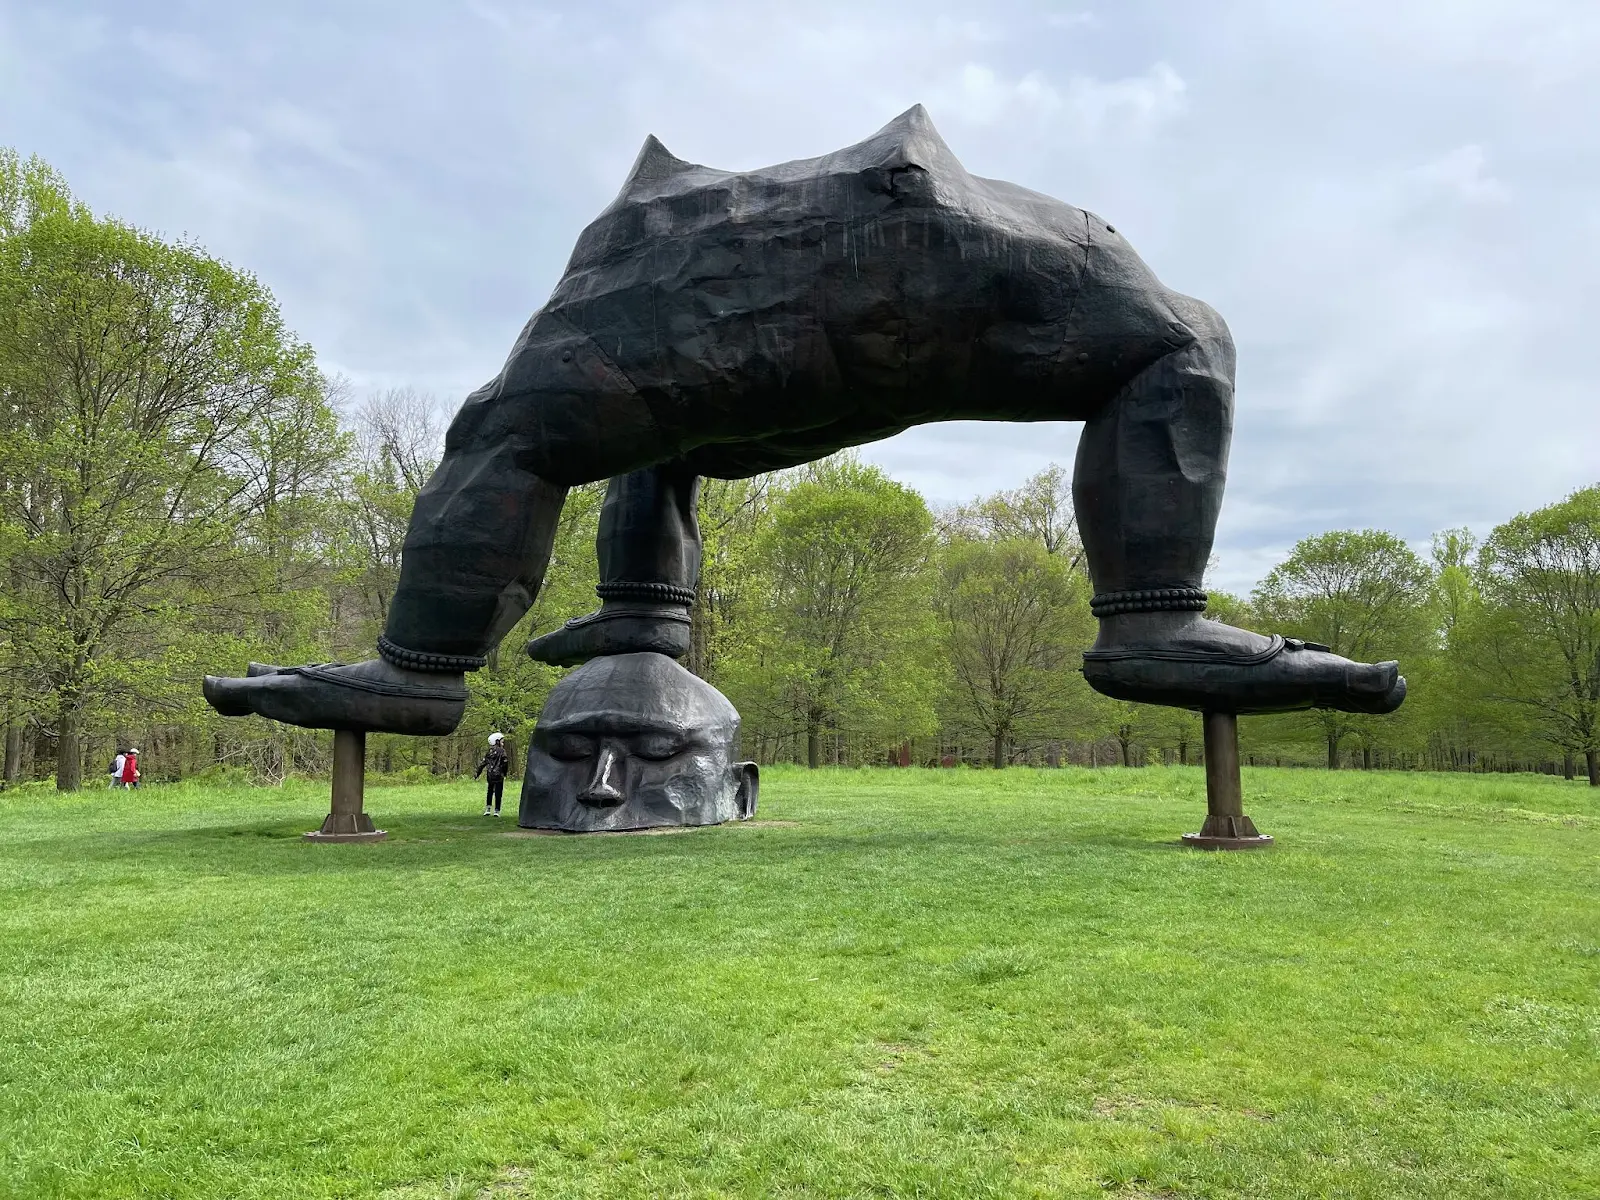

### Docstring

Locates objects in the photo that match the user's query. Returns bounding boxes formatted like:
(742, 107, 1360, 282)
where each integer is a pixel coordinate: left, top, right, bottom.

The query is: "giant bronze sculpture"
(205, 107, 1404, 840)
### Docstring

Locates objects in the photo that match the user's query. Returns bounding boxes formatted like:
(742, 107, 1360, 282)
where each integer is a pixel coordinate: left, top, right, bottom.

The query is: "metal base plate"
(1181, 832, 1274, 851)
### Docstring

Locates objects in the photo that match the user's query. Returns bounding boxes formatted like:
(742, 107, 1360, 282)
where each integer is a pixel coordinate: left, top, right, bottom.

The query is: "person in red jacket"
(119, 748, 141, 789)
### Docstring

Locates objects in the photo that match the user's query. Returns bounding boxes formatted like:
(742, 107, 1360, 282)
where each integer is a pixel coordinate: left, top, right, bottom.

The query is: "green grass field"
(1, 766, 1596, 1199)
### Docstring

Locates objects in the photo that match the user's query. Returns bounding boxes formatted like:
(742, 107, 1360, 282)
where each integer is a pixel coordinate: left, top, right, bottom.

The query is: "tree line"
(3, 149, 1596, 790)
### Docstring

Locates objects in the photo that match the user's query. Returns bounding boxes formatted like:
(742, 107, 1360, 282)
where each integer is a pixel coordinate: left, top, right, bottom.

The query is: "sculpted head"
(519, 653, 758, 832)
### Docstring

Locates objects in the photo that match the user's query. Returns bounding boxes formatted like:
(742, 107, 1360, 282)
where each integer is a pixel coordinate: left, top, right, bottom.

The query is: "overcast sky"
(3, 0, 1596, 591)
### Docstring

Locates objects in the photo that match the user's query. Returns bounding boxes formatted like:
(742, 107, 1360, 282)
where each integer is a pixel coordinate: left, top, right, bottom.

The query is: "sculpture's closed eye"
(546, 734, 595, 762)
(632, 735, 687, 761)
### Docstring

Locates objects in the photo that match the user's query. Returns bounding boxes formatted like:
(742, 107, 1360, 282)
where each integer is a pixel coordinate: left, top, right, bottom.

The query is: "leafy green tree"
(689, 474, 778, 685)
(936, 536, 1093, 767)
(334, 388, 448, 641)
(1407, 529, 1504, 772)
(1203, 589, 1255, 629)
(944, 463, 1084, 568)
(723, 456, 937, 767)
(1464, 486, 1600, 784)
(1252, 530, 1434, 768)
(0, 151, 326, 788)
(197, 372, 352, 783)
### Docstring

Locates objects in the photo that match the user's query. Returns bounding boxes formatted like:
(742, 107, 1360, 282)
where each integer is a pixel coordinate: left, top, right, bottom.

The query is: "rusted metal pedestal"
(1182, 712, 1272, 850)
(304, 729, 386, 843)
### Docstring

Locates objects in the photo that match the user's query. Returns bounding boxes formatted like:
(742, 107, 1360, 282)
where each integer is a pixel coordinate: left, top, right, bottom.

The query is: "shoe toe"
(1337, 662, 1406, 713)
(202, 675, 255, 716)
(1344, 659, 1398, 694)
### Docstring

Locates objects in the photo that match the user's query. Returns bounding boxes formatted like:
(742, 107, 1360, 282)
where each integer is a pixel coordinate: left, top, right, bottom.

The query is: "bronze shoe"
(526, 603, 692, 667)
(1083, 634, 1405, 715)
(202, 658, 468, 735)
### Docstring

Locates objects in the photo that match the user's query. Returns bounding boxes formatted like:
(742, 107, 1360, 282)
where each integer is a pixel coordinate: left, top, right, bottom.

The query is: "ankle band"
(376, 635, 486, 673)
(1090, 587, 1208, 618)
(595, 581, 697, 606)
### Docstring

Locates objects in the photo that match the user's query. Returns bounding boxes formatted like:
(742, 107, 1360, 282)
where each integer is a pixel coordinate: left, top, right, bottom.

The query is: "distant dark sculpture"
(521, 653, 757, 832)
(204, 106, 1405, 814)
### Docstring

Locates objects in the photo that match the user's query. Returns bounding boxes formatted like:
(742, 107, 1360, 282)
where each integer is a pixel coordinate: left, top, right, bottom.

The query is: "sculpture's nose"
(578, 744, 625, 808)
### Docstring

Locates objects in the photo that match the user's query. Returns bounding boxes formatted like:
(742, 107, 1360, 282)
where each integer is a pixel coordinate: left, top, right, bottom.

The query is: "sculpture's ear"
(846, 104, 968, 199)
(616, 134, 696, 198)
(733, 762, 759, 820)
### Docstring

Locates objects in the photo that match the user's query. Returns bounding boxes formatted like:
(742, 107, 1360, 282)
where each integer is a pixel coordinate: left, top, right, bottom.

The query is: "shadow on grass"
(3, 802, 1232, 885)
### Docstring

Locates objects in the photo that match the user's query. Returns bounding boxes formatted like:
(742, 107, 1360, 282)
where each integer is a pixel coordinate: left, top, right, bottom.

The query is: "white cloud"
(927, 60, 1184, 139)
(1045, 11, 1098, 31)
(126, 26, 217, 85)
(1410, 144, 1510, 204)
(2, 0, 1596, 592)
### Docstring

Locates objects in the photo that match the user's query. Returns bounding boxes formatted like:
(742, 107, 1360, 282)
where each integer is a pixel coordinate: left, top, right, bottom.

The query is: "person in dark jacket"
(475, 732, 511, 816)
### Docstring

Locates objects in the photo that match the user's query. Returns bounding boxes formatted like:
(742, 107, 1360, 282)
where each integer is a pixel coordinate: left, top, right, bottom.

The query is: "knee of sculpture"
(520, 653, 757, 832)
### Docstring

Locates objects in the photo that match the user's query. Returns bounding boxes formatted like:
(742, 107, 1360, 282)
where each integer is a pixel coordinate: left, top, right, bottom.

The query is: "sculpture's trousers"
(383, 294, 1235, 660)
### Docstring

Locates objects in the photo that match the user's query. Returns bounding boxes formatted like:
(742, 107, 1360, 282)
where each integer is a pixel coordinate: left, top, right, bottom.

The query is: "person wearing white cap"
(474, 732, 511, 816)
(119, 748, 141, 789)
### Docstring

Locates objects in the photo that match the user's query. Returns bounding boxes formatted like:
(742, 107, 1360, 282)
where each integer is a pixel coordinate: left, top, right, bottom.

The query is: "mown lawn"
(0, 766, 1596, 1199)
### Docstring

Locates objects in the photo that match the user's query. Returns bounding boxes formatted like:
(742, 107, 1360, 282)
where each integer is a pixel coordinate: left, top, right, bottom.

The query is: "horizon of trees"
(3, 147, 1597, 790)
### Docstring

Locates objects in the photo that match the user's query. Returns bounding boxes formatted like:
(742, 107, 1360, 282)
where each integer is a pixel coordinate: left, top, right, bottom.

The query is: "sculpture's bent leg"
(1073, 296, 1405, 716)
(527, 464, 701, 666)
(202, 314, 636, 734)
(204, 455, 570, 733)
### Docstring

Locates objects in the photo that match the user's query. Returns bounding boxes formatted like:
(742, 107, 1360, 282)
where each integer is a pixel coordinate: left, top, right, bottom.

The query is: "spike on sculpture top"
(597, 104, 968, 210)
(204, 106, 1405, 782)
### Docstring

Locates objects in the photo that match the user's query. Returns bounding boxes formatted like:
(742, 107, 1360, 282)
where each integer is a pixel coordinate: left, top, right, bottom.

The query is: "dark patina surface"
(203, 107, 1404, 832)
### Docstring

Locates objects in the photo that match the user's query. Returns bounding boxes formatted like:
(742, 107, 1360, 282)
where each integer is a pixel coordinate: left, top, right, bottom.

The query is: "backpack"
(108, 755, 122, 776)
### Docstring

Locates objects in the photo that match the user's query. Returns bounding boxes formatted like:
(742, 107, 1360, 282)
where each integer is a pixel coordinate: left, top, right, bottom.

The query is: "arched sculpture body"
(205, 107, 1404, 831)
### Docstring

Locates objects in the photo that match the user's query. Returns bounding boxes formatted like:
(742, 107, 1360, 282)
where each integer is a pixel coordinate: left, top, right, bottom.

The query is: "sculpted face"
(519, 653, 758, 832)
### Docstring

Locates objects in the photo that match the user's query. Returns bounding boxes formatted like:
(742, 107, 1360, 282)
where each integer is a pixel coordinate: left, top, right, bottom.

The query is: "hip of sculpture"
(204, 105, 1404, 831)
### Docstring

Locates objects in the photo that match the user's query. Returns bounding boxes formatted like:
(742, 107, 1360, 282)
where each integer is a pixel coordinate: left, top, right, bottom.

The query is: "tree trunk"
(1119, 736, 1132, 767)
(1327, 735, 1339, 770)
(807, 724, 820, 770)
(55, 703, 82, 792)
(992, 731, 1006, 770)
(2, 723, 20, 787)
(1563, 752, 1575, 780)
(1588, 749, 1598, 787)
(1362, 746, 1372, 770)
(1178, 740, 1188, 766)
